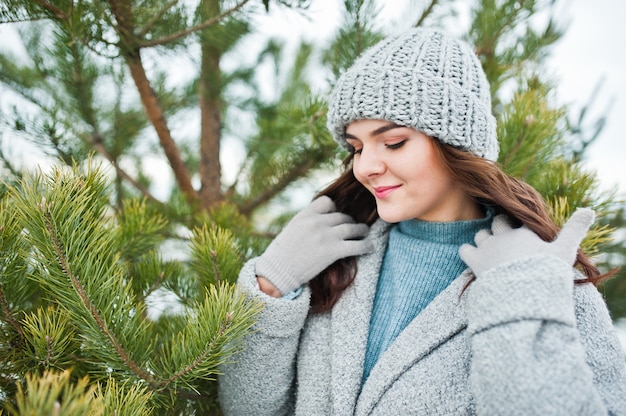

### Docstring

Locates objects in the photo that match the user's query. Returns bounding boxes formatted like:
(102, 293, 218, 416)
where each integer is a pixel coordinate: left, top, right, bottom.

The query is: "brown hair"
(309, 139, 612, 314)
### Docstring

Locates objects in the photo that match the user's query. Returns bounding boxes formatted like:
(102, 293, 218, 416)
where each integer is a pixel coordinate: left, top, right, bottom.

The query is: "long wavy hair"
(308, 138, 612, 314)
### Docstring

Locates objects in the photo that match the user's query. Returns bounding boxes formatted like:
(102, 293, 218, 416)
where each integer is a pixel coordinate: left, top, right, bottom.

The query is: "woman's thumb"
(554, 208, 595, 253)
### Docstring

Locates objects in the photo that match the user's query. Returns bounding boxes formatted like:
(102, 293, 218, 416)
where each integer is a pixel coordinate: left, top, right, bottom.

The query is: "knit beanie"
(327, 28, 499, 161)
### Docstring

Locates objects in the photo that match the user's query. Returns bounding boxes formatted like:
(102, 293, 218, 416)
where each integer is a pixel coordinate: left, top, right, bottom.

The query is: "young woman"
(218, 29, 626, 415)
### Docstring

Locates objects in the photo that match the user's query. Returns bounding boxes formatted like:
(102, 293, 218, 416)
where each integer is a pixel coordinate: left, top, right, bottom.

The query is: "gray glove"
(255, 196, 373, 295)
(459, 208, 594, 278)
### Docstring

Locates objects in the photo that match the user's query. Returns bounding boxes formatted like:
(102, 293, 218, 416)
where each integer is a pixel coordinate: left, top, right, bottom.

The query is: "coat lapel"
(330, 220, 390, 416)
(356, 271, 471, 415)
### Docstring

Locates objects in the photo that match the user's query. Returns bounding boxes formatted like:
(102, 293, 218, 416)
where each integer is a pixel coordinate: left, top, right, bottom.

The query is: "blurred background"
(1, 0, 625, 412)
(2, 0, 624, 331)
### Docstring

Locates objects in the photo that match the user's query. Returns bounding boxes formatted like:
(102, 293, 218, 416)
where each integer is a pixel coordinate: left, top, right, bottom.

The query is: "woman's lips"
(374, 185, 400, 199)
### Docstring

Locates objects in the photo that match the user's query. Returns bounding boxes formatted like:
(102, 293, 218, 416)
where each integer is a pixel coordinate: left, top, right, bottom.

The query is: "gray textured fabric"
(218, 219, 626, 415)
(460, 208, 594, 278)
(327, 28, 499, 161)
(255, 196, 372, 295)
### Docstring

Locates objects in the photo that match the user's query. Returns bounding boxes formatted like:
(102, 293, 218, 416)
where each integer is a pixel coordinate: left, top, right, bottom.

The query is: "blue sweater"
(363, 212, 493, 381)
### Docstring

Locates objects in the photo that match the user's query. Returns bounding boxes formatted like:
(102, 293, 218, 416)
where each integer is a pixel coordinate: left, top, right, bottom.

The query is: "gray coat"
(218, 220, 626, 415)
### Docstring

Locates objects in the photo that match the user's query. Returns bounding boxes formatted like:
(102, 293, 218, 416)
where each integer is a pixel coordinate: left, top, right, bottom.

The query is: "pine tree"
(0, 0, 333, 219)
(0, 0, 624, 413)
(0, 161, 262, 414)
(597, 205, 626, 319)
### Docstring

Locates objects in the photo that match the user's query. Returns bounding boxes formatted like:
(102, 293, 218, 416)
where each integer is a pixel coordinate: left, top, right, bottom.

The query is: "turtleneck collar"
(395, 208, 494, 245)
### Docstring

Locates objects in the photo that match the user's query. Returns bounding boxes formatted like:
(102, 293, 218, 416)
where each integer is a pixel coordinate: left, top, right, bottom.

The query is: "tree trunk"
(124, 56, 198, 206)
(198, 0, 224, 210)
(108, 0, 199, 209)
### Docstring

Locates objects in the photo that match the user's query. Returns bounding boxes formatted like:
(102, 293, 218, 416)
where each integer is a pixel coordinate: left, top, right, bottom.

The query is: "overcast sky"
(0, 0, 624, 196)
(547, 0, 626, 195)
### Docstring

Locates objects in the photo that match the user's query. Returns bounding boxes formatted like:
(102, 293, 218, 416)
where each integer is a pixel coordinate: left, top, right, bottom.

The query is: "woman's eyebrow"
(371, 123, 403, 136)
(345, 123, 403, 140)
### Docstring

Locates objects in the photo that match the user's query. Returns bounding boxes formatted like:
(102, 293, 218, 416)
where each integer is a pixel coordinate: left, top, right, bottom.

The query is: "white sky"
(547, 0, 626, 196)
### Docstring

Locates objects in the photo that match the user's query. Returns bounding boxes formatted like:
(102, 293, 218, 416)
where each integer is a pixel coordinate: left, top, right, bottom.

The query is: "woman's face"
(345, 119, 481, 223)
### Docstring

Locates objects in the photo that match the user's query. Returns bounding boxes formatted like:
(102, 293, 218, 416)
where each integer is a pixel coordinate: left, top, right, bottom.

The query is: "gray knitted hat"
(327, 28, 499, 161)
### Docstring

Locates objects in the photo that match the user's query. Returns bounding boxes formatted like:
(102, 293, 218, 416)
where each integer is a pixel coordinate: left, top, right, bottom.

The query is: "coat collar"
(329, 219, 389, 415)
(357, 271, 471, 415)
(328, 219, 471, 416)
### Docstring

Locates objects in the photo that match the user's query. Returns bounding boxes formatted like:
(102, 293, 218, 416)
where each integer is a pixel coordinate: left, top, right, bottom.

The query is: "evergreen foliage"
(0, 0, 624, 413)
(0, 162, 262, 414)
(598, 206, 626, 319)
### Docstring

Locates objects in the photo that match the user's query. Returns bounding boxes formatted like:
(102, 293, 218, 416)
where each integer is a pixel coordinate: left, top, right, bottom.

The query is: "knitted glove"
(459, 208, 594, 278)
(255, 196, 373, 295)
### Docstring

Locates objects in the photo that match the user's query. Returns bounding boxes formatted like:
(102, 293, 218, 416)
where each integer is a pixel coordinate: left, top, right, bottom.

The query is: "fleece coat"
(218, 219, 626, 415)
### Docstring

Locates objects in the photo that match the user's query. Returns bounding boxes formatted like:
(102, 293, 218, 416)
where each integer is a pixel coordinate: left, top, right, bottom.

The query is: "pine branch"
(108, 0, 199, 209)
(40, 30, 160, 203)
(78, 36, 121, 60)
(137, 0, 179, 38)
(64, 38, 103, 142)
(32, 0, 68, 20)
(152, 282, 261, 397)
(40, 201, 158, 388)
(239, 155, 316, 216)
(162, 315, 232, 387)
(138, 0, 251, 48)
(0, 57, 53, 111)
(43, 335, 53, 367)
(84, 135, 164, 206)
(415, 0, 439, 28)
(0, 15, 48, 24)
(107, 0, 137, 52)
(190, 224, 245, 285)
(0, 285, 24, 338)
(500, 129, 527, 168)
(0, 146, 22, 180)
(144, 271, 166, 300)
(10, 371, 101, 415)
(472, 0, 531, 59)
(125, 56, 198, 204)
(210, 250, 221, 283)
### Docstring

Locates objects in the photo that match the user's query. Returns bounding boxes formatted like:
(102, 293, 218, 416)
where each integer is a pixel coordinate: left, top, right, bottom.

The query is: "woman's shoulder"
(572, 275, 615, 326)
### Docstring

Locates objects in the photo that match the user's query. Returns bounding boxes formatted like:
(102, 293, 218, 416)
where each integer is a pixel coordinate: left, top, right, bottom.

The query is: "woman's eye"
(386, 140, 407, 149)
(352, 148, 363, 155)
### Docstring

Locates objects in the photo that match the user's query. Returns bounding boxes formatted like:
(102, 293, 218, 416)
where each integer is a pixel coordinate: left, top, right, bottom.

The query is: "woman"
(218, 28, 626, 415)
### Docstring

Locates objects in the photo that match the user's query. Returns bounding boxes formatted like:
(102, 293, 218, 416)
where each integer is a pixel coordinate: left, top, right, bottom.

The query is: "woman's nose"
(354, 148, 386, 178)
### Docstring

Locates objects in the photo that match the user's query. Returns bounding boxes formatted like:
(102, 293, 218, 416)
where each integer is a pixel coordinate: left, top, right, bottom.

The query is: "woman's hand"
(255, 196, 373, 296)
(459, 208, 594, 278)
(257, 276, 282, 298)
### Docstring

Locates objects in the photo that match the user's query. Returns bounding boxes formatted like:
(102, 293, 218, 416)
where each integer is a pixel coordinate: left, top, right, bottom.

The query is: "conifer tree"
(598, 205, 626, 319)
(0, 0, 624, 413)
(0, 161, 262, 414)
